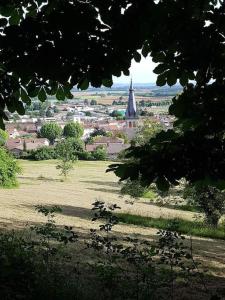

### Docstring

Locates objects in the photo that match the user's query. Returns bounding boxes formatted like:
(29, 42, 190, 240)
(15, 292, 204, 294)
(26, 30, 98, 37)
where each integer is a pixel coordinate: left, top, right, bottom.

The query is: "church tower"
(125, 79, 138, 128)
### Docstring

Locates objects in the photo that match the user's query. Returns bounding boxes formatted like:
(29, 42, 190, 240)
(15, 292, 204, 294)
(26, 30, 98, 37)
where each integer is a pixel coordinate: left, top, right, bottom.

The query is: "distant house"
(86, 136, 130, 157)
(6, 127, 20, 139)
(16, 122, 38, 134)
(6, 138, 49, 156)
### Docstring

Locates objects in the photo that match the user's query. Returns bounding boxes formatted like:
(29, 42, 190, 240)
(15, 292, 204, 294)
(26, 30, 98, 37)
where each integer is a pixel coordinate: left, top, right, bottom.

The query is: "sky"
(113, 56, 157, 84)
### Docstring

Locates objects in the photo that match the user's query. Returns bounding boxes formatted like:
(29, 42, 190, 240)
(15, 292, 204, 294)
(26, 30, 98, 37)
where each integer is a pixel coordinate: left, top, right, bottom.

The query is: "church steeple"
(125, 79, 137, 119)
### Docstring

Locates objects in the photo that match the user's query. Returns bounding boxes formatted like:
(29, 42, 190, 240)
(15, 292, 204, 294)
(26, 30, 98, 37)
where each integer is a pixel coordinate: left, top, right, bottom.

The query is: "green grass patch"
(172, 204, 199, 212)
(118, 213, 225, 240)
(143, 189, 156, 200)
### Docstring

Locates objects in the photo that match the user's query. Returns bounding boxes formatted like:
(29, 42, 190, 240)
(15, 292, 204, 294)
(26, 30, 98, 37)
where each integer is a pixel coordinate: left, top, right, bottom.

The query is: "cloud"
(113, 56, 157, 84)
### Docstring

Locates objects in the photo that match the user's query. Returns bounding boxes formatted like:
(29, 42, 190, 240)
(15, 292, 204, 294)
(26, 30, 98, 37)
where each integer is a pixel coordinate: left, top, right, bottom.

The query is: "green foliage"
(185, 184, 225, 227)
(120, 178, 148, 199)
(40, 123, 62, 145)
(0, 205, 78, 300)
(89, 201, 204, 300)
(0, 147, 21, 187)
(56, 139, 77, 179)
(30, 146, 57, 161)
(63, 122, 84, 139)
(0, 201, 217, 299)
(90, 128, 108, 138)
(118, 213, 225, 241)
(91, 146, 107, 161)
(113, 131, 129, 143)
(56, 138, 84, 159)
(110, 110, 124, 118)
(131, 119, 164, 146)
(56, 160, 74, 180)
(0, 129, 8, 146)
(86, 128, 109, 144)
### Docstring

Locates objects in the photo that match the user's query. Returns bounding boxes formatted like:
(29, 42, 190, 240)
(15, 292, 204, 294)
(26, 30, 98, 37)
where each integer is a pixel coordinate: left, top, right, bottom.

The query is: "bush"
(0, 129, 8, 146)
(120, 178, 148, 199)
(0, 147, 21, 187)
(91, 146, 107, 161)
(30, 146, 57, 161)
(77, 151, 92, 160)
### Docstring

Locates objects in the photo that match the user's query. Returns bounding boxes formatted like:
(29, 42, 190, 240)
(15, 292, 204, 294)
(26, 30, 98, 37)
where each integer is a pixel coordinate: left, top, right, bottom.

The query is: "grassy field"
(0, 160, 225, 276)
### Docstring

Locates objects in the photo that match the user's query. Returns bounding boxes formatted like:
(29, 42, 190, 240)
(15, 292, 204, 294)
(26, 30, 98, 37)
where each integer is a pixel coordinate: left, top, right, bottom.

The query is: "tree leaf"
(167, 70, 177, 86)
(153, 64, 167, 75)
(20, 88, 31, 105)
(78, 78, 89, 90)
(9, 9, 20, 25)
(56, 86, 65, 101)
(134, 51, 142, 63)
(179, 72, 189, 86)
(142, 43, 150, 58)
(38, 87, 47, 102)
(16, 101, 25, 115)
(152, 52, 166, 63)
(156, 74, 166, 86)
(102, 78, 113, 88)
(27, 84, 39, 98)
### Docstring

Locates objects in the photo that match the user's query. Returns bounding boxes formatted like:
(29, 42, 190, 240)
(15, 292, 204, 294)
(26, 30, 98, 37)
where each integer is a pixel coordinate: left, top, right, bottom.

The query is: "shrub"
(0, 147, 21, 187)
(91, 146, 107, 161)
(120, 178, 148, 199)
(77, 151, 92, 160)
(0, 129, 8, 146)
(30, 146, 57, 161)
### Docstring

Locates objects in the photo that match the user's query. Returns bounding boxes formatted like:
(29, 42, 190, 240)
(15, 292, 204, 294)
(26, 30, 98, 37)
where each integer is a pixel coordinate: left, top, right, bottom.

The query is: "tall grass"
(118, 213, 225, 240)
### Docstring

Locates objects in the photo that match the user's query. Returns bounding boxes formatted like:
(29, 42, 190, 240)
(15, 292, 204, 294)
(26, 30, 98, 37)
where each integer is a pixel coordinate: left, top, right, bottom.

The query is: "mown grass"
(143, 189, 199, 213)
(118, 213, 225, 240)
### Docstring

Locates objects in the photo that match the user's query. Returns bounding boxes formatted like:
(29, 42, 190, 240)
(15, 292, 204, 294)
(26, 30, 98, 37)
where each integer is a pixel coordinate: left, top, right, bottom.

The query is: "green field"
(0, 160, 225, 276)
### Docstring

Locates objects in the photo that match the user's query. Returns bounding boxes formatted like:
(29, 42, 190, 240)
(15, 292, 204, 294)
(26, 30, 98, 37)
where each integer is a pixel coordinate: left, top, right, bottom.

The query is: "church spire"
(125, 78, 137, 119)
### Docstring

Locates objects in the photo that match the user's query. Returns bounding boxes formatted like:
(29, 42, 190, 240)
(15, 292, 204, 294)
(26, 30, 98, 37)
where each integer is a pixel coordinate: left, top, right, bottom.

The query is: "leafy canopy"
(40, 123, 62, 145)
(0, 147, 21, 187)
(63, 122, 84, 139)
(1, 0, 225, 189)
(0, 129, 8, 146)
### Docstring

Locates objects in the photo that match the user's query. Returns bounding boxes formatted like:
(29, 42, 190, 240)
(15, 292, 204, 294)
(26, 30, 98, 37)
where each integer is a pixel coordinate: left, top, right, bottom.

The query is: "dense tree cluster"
(0, 147, 21, 187)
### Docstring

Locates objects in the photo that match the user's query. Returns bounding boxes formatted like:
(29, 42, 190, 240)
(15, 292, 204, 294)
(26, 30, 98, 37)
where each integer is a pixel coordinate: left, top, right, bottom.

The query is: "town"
(5, 81, 177, 159)
(0, 1, 225, 299)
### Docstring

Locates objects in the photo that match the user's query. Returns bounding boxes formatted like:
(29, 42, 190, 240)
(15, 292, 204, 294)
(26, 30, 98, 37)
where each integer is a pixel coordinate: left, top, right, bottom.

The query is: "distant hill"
(73, 83, 181, 92)
(72, 83, 182, 97)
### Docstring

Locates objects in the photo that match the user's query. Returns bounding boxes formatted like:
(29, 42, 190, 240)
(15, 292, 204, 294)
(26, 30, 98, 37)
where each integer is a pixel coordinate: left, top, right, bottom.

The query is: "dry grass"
(0, 160, 224, 276)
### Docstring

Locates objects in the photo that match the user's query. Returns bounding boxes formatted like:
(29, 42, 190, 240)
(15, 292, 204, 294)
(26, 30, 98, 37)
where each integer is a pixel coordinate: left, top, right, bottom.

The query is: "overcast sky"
(113, 56, 157, 84)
